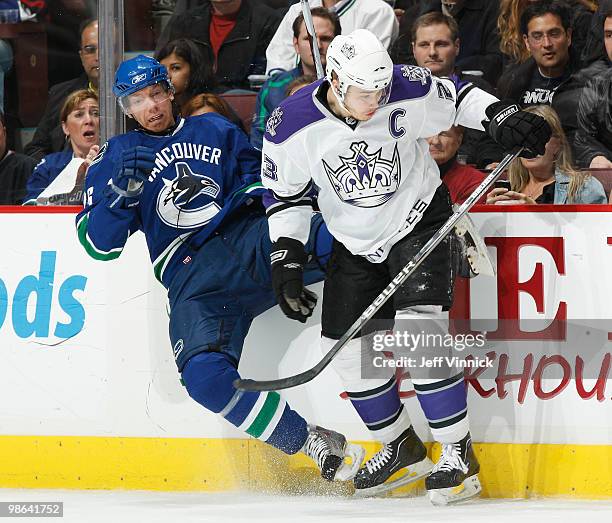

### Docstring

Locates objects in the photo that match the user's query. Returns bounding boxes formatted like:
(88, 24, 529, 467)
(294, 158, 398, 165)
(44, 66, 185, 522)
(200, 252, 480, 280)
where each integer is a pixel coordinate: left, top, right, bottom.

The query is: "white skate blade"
(353, 457, 434, 498)
(335, 443, 366, 481)
(428, 474, 482, 506)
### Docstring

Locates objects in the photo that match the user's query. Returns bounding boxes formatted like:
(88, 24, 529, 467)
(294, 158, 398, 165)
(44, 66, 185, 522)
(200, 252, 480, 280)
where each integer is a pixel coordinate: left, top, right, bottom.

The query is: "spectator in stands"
(286, 75, 317, 97)
(411, 12, 504, 168)
(25, 89, 99, 205)
(155, 38, 216, 114)
(157, 0, 282, 92)
(553, 7, 611, 159)
(183, 92, 235, 119)
(251, 7, 340, 150)
(581, 0, 612, 66)
(573, 10, 612, 168)
(175, 0, 293, 11)
(391, 0, 502, 86)
(45, 0, 97, 87)
(24, 18, 98, 163)
(497, 1, 579, 107)
(0, 109, 36, 205)
(498, 0, 596, 67)
(0, 39, 12, 113)
(151, 0, 176, 41)
(265, 0, 398, 74)
(486, 105, 606, 204)
(427, 125, 486, 204)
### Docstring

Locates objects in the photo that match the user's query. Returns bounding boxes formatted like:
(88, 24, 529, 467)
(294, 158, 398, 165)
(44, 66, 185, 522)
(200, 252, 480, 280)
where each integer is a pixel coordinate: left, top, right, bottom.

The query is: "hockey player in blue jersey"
(75, 55, 364, 482)
(260, 29, 552, 504)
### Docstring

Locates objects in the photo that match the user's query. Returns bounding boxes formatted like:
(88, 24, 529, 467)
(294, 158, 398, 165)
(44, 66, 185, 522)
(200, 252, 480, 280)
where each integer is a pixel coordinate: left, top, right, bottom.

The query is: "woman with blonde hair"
(24, 89, 100, 205)
(486, 104, 606, 204)
(498, 0, 598, 65)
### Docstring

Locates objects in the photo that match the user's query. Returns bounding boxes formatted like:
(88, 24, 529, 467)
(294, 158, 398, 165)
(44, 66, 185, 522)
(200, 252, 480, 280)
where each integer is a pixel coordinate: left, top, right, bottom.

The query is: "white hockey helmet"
(325, 29, 394, 109)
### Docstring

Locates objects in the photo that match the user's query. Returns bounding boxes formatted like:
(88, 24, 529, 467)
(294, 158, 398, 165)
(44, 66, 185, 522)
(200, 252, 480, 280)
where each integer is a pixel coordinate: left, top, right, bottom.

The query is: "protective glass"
(118, 83, 172, 115)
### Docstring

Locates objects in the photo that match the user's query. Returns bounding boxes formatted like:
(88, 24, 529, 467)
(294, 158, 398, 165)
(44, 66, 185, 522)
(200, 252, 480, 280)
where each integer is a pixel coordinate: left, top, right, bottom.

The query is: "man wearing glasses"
(497, 1, 578, 108)
(24, 18, 99, 162)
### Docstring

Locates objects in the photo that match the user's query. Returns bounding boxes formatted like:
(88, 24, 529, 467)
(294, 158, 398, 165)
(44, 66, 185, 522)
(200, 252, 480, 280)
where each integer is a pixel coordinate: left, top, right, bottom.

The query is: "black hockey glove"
(108, 146, 156, 208)
(271, 237, 318, 323)
(484, 101, 552, 158)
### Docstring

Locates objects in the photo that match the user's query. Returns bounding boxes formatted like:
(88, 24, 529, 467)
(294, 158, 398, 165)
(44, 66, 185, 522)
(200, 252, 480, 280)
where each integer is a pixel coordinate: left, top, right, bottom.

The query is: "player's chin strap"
(234, 148, 523, 392)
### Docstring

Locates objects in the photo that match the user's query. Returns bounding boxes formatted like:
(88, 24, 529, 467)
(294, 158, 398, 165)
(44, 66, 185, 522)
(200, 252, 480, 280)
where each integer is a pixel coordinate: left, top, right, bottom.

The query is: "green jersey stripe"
(246, 391, 281, 439)
(76, 214, 123, 261)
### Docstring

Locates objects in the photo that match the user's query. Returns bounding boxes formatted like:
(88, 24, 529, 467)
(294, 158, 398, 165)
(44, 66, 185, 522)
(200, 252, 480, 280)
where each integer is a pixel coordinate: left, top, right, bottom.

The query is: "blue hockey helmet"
(113, 54, 172, 100)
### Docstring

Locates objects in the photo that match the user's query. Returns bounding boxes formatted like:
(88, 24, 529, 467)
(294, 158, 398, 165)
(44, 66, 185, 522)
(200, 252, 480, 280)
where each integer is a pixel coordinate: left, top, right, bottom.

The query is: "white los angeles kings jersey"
(261, 65, 498, 262)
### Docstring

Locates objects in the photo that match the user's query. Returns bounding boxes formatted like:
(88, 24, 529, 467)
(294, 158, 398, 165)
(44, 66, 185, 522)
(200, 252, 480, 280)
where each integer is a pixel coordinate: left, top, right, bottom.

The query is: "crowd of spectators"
(2, 0, 612, 207)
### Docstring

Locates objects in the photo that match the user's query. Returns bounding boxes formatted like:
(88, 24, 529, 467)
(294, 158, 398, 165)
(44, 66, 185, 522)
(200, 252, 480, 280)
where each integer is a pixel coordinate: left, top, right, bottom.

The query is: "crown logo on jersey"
(323, 142, 401, 208)
(401, 65, 431, 86)
(266, 107, 283, 137)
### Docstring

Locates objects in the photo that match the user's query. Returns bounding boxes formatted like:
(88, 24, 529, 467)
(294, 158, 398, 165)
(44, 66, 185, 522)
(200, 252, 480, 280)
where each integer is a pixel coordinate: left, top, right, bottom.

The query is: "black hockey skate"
(353, 426, 434, 497)
(302, 425, 365, 481)
(426, 432, 481, 506)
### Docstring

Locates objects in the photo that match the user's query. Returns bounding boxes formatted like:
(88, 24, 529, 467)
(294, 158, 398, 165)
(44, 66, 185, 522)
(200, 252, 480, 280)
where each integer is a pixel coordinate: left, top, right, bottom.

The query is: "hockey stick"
(235, 148, 522, 392)
(300, 0, 325, 79)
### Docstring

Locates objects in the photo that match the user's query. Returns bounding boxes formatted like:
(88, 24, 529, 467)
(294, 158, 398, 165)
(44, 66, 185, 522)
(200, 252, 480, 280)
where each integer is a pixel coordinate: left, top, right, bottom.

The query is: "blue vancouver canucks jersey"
(76, 114, 264, 287)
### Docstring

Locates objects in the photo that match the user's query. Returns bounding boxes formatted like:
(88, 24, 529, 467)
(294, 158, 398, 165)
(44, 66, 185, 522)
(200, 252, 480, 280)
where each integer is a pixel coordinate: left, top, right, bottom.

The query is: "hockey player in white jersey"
(261, 29, 551, 505)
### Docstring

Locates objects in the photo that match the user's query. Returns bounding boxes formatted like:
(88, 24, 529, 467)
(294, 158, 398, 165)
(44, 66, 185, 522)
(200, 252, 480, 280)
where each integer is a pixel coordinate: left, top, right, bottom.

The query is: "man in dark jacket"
(572, 10, 612, 169)
(497, 1, 577, 107)
(0, 110, 36, 205)
(392, 0, 502, 86)
(24, 18, 98, 163)
(157, 0, 282, 92)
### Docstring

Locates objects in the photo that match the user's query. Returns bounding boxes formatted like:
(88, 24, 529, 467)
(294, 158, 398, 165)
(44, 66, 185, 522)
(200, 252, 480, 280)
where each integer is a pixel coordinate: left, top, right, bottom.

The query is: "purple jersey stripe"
(414, 379, 467, 423)
(349, 381, 402, 425)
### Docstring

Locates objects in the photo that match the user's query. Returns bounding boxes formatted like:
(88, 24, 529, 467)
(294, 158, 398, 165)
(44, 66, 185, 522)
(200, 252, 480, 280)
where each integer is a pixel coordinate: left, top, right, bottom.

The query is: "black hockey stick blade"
(234, 149, 522, 392)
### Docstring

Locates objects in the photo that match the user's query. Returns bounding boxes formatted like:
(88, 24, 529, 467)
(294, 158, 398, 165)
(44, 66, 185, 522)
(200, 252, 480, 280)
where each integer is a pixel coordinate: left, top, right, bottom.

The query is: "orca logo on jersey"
(323, 141, 401, 208)
(156, 162, 221, 229)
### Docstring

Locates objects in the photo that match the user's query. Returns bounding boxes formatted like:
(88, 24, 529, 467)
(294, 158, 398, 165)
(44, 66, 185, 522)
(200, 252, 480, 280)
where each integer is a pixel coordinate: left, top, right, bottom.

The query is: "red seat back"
(221, 93, 257, 134)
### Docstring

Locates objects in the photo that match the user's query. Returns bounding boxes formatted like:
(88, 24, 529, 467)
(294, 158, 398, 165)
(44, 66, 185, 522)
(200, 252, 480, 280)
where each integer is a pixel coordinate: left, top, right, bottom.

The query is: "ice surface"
(0, 489, 611, 523)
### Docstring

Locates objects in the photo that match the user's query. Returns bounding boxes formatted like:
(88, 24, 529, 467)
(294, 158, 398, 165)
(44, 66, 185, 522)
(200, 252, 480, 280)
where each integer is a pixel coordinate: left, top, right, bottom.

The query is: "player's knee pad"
(324, 335, 394, 392)
(181, 351, 239, 414)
